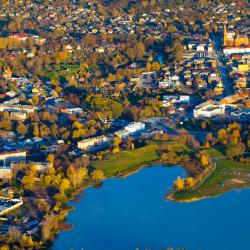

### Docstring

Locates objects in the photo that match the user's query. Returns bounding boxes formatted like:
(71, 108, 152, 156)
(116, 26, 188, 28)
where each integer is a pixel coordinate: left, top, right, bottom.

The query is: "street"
(211, 33, 234, 97)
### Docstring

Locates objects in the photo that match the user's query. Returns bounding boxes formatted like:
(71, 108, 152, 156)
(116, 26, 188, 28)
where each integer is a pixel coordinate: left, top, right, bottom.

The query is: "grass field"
(174, 148, 250, 201)
(91, 143, 160, 177)
(91, 141, 190, 177)
(42, 63, 81, 81)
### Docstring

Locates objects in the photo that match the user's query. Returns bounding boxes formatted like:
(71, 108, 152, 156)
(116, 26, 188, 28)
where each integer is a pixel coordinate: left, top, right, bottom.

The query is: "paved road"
(211, 34, 234, 97)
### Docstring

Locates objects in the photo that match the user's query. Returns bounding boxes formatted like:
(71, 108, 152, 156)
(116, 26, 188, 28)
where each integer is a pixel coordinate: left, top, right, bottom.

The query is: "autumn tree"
(200, 151, 209, 168)
(174, 176, 184, 190)
(91, 169, 104, 180)
(217, 129, 228, 145)
(17, 122, 28, 136)
(185, 177, 194, 189)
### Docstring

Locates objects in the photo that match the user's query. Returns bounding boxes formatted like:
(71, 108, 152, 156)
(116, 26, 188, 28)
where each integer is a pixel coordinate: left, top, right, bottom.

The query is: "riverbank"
(53, 140, 189, 246)
(170, 148, 250, 202)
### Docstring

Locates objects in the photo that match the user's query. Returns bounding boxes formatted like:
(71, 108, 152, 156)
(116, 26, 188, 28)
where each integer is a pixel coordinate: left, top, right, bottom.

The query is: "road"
(211, 33, 234, 97)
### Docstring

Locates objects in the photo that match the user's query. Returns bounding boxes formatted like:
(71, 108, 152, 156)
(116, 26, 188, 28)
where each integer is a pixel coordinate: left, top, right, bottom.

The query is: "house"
(9, 33, 29, 42)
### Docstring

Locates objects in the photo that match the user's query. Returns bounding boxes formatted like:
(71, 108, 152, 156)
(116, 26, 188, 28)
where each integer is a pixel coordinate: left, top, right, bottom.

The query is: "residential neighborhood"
(0, 0, 248, 249)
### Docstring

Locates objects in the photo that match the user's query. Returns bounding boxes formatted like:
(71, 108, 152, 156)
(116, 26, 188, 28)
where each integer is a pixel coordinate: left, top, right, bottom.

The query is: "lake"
(53, 166, 250, 250)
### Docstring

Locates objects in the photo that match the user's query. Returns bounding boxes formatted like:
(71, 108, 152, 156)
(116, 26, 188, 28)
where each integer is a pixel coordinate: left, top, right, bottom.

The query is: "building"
(10, 112, 27, 121)
(0, 151, 26, 165)
(223, 26, 236, 47)
(194, 101, 225, 118)
(124, 122, 145, 133)
(0, 166, 12, 179)
(223, 46, 250, 55)
(0, 104, 36, 114)
(115, 122, 145, 138)
(77, 135, 111, 150)
(11, 161, 52, 174)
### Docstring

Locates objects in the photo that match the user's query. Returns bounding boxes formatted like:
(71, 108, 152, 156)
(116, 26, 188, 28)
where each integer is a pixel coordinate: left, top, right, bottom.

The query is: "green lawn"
(174, 148, 250, 201)
(91, 140, 191, 177)
(91, 143, 160, 177)
(42, 63, 81, 81)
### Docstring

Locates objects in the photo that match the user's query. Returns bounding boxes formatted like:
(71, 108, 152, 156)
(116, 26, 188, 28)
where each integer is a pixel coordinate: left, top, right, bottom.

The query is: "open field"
(42, 63, 81, 81)
(174, 148, 250, 201)
(91, 143, 160, 177)
(91, 140, 190, 177)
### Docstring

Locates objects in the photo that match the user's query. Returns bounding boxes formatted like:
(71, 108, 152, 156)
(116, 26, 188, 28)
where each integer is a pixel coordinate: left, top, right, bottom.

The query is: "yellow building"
(223, 26, 235, 47)
(235, 35, 249, 47)
(223, 26, 249, 47)
(235, 77, 247, 88)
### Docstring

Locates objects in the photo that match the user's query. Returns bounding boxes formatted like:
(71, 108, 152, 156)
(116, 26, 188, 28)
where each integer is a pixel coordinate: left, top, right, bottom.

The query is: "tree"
(113, 136, 122, 147)
(146, 62, 151, 71)
(112, 147, 120, 154)
(47, 154, 54, 164)
(161, 151, 179, 164)
(67, 165, 77, 189)
(22, 174, 35, 189)
(185, 177, 194, 189)
(217, 129, 227, 145)
(226, 143, 245, 159)
(42, 214, 58, 241)
(32, 94, 39, 104)
(200, 151, 209, 168)
(151, 61, 160, 71)
(33, 122, 39, 137)
(174, 176, 184, 190)
(17, 122, 28, 136)
(59, 178, 71, 193)
(7, 226, 21, 242)
(231, 130, 240, 144)
(91, 169, 104, 180)
(136, 42, 146, 59)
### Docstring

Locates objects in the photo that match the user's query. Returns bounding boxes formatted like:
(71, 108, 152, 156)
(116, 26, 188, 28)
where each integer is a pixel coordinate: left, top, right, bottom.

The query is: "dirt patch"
(229, 178, 245, 184)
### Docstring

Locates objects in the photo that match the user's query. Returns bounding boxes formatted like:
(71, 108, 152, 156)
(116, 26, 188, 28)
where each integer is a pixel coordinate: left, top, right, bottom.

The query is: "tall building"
(223, 26, 235, 47)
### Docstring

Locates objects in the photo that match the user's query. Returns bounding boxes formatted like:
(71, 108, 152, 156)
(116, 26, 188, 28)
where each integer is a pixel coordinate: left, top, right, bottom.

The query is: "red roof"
(9, 33, 29, 38)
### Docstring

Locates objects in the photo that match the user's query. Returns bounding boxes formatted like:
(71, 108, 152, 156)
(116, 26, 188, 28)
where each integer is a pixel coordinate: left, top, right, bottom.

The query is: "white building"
(0, 151, 26, 165)
(223, 46, 250, 55)
(115, 122, 145, 138)
(194, 101, 225, 118)
(124, 122, 145, 133)
(78, 135, 111, 150)
(0, 104, 36, 114)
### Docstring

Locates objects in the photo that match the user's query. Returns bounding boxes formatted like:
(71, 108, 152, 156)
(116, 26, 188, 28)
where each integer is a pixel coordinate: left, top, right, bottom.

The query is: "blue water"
(53, 166, 250, 250)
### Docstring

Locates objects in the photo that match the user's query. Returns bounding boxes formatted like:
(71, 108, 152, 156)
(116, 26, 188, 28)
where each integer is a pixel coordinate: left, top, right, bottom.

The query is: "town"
(0, 0, 249, 249)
